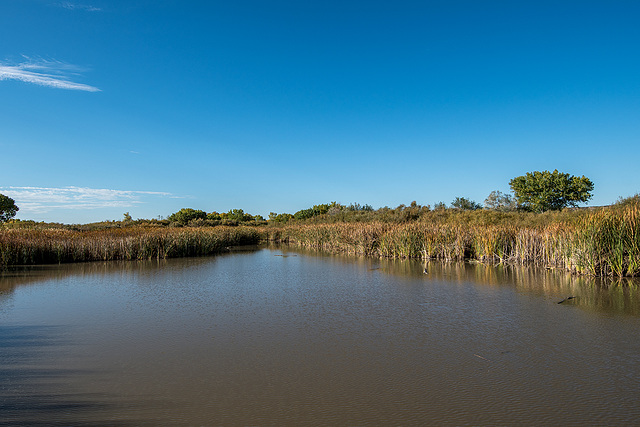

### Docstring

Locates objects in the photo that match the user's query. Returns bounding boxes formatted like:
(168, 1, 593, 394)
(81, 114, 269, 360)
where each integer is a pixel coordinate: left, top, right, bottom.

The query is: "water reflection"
(286, 246, 640, 316)
(1, 247, 640, 425)
(0, 325, 142, 426)
(0, 246, 262, 295)
(2, 248, 640, 319)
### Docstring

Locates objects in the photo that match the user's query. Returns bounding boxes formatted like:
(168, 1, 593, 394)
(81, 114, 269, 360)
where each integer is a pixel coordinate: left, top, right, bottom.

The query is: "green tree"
(509, 169, 594, 212)
(484, 191, 516, 211)
(226, 209, 246, 222)
(346, 203, 374, 212)
(294, 208, 314, 220)
(451, 197, 482, 210)
(269, 212, 293, 223)
(0, 193, 19, 223)
(168, 208, 207, 225)
(207, 212, 222, 221)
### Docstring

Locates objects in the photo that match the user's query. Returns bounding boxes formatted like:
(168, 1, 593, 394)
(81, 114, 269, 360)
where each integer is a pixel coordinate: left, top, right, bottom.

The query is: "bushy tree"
(484, 191, 516, 211)
(269, 212, 293, 223)
(509, 170, 594, 212)
(294, 208, 314, 220)
(226, 209, 246, 222)
(292, 202, 342, 221)
(346, 203, 374, 212)
(207, 212, 222, 221)
(168, 208, 207, 225)
(0, 193, 19, 223)
(311, 203, 332, 216)
(451, 197, 482, 210)
(615, 193, 640, 207)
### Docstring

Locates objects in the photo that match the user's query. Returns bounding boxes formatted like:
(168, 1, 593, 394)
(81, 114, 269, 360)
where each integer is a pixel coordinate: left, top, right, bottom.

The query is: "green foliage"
(0, 194, 19, 223)
(346, 202, 374, 212)
(509, 170, 594, 213)
(451, 197, 482, 210)
(311, 203, 333, 215)
(294, 208, 315, 220)
(292, 202, 343, 221)
(168, 208, 207, 225)
(615, 193, 640, 207)
(269, 212, 294, 223)
(484, 191, 516, 212)
(226, 209, 247, 222)
(207, 212, 222, 221)
(224, 209, 264, 223)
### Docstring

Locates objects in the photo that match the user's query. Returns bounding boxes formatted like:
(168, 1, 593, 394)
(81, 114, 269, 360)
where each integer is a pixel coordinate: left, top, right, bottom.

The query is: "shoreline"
(2, 202, 639, 278)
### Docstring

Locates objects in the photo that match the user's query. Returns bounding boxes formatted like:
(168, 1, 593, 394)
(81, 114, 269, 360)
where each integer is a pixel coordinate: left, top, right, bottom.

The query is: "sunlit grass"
(3, 202, 640, 278)
(266, 203, 640, 277)
(0, 226, 262, 266)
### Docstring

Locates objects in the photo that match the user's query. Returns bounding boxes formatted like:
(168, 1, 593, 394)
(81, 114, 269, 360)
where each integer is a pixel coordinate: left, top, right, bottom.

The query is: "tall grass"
(268, 203, 640, 277)
(570, 204, 640, 277)
(4, 203, 640, 277)
(0, 226, 262, 267)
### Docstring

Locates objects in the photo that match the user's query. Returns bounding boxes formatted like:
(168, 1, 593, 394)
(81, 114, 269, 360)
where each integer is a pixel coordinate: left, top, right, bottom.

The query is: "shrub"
(168, 208, 207, 225)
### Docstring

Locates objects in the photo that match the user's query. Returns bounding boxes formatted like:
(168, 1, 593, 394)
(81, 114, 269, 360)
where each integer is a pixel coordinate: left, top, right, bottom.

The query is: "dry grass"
(4, 203, 639, 278)
(0, 226, 262, 266)
(267, 203, 640, 277)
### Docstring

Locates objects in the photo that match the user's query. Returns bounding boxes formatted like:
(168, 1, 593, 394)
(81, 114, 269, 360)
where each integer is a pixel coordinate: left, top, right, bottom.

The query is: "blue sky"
(1, 0, 638, 223)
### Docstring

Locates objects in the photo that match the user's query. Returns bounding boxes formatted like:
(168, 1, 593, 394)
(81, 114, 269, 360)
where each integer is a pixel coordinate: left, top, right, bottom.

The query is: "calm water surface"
(1, 246, 640, 426)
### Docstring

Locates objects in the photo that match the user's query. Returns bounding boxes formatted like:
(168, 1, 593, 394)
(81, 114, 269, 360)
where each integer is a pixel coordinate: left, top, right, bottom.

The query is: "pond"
(1, 246, 640, 425)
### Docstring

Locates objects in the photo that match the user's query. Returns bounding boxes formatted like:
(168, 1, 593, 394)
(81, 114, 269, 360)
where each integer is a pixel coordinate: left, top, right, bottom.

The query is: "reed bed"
(0, 226, 263, 267)
(569, 205, 640, 277)
(269, 203, 640, 277)
(3, 203, 639, 277)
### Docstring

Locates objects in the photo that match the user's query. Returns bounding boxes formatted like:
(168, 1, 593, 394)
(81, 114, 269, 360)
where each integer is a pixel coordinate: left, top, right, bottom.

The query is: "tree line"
(0, 170, 597, 226)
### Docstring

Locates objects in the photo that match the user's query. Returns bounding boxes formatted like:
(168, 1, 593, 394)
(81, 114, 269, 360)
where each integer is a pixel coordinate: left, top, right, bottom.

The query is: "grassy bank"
(3, 201, 639, 278)
(0, 226, 263, 266)
(266, 203, 640, 277)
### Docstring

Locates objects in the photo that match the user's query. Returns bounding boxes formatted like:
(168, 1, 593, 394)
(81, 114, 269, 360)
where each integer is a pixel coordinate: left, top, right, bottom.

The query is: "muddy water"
(1, 247, 639, 425)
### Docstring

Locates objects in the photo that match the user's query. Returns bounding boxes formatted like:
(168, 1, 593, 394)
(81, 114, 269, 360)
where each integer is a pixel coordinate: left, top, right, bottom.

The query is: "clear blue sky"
(1, 0, 639, 223)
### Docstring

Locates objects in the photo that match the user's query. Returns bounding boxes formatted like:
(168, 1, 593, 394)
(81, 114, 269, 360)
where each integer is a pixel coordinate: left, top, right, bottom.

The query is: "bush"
(484, 191, 516, 211)
(168, 208, 207, 225)
(451, 197, 482, 210)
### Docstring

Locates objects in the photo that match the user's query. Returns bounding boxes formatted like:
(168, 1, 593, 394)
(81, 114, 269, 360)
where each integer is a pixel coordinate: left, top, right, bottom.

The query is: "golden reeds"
(269, 203, 640, 277)
(3, 203, 639, 277)
(0, 226, 262, 267)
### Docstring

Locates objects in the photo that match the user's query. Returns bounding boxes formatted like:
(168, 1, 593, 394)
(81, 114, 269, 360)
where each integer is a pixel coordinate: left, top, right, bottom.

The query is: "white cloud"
(0, 186, 173, 214)
(0, 58, 100, 92)
(57, 2, 101, 12)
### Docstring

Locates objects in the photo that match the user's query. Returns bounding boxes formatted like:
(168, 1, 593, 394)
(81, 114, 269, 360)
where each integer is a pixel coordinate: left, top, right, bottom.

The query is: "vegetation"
(509, 169, 594, 212)
(165, 208, 265, 227)
(0, 193, 19, 223)
(168, 208, 207, 225)
(3, 172, 639, 279)
(0, 226, 261, 266)
(451, 197, 482, 210)
(265, 199, 640, 277)
(484, 190, 516, 211)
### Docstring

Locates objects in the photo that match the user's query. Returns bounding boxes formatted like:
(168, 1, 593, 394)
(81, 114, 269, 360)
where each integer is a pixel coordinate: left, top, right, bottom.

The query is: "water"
(1, 246, 640, 425)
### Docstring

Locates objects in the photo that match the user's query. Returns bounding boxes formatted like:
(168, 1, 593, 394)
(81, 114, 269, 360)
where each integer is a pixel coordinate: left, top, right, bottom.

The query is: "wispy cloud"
(0, 57, 100, 92)
(56, 2, 102, 12)
(0, 186, 174, 214)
